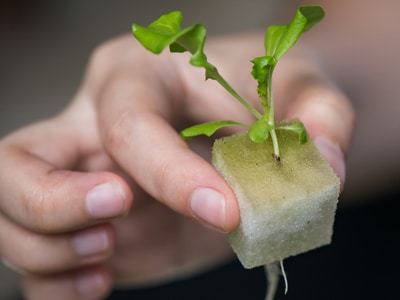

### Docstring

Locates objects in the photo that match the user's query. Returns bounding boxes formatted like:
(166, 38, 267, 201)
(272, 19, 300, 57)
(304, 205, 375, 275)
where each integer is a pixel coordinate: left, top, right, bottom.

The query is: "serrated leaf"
(149, 11, 183, 34)
(273, 6, 325, 60)
(180, 120, 245, 139)
(132, 11, 261, 119)
(277, 120, 308, 144)
(132, 11, 210, 76)
(250, 56, 274, 110)
(131, 11, 182, 54)
(251, 56, 273, 83)
(248, 118, 273, 144)
(251, 6, 324, 115)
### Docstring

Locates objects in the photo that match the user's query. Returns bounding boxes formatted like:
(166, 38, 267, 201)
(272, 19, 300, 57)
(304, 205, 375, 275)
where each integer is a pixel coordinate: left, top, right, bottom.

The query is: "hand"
(0, 33, 354, 300)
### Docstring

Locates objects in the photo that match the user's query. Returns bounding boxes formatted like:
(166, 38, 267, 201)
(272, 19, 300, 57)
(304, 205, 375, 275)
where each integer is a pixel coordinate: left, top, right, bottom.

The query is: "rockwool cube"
(212, 132, 340, 268)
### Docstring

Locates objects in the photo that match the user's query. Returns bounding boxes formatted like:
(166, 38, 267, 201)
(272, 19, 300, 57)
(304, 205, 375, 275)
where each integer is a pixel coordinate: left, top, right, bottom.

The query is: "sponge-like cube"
(212, 132, 340, 268)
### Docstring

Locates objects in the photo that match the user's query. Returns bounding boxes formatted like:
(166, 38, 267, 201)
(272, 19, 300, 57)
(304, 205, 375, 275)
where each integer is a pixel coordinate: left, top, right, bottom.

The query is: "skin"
(299, 0, 400, 199)
(0, 33, 353, 300)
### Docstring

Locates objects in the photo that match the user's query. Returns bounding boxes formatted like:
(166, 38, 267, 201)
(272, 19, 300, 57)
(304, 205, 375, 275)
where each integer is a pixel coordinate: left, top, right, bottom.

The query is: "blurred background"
(1, 0, 399, 299)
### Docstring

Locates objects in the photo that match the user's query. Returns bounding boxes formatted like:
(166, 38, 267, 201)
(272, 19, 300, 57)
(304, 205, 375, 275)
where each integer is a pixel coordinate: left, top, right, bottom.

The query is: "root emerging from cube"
(212, 132, 340, 268)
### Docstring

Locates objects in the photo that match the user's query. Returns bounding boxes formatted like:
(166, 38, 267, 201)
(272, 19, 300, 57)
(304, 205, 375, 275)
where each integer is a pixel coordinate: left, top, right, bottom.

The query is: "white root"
(280, 259, 288, 294)
(264, 260, 289, 300)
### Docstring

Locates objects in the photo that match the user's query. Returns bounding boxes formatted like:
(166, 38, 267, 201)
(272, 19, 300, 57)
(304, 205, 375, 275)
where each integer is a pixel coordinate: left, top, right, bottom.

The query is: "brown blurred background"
(1, 1, 399, 299)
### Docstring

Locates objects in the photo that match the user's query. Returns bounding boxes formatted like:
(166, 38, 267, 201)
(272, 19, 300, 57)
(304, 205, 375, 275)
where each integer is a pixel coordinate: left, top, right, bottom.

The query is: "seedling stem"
(131, 6, 325, 160)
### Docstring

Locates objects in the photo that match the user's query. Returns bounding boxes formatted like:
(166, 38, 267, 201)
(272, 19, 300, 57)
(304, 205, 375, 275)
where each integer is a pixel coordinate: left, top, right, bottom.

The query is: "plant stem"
(270, 129, 280, 161)
(212, 70, 262, 119)
(266, 65, 280, 161)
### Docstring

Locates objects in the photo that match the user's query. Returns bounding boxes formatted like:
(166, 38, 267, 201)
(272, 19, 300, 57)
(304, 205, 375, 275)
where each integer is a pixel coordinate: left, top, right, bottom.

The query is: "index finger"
(96, 70, 240, 233)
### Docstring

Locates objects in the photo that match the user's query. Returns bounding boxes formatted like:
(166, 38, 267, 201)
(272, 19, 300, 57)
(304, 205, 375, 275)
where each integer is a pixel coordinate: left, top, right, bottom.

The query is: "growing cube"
(212, 132, 339, 268)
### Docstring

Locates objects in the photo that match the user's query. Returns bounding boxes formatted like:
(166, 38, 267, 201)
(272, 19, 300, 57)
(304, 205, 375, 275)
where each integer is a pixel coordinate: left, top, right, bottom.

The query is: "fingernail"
(76, 273, 105, 296)
(314, 136, 346, 185)
(72, 229, 110, 257)
(190, 187, 226, 231)
(86, 182, 125, 219)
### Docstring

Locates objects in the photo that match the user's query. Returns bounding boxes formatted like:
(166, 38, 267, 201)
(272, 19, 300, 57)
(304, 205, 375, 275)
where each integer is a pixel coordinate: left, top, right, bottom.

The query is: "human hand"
(0, 32, 353, 300)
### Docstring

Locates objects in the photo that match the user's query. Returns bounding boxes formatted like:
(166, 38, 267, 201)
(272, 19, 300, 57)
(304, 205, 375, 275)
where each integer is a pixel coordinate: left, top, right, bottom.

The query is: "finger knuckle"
(154, 158, 191, 209)
(155, 159, 172, 199)
(322, 91, 355, 132)
(89, 36, 138, 77)
(90, 40, 117, 69)
(104, 110, 132, 153)
(20, 172, 72, 233)
(21, 186, 55, 233)
(298, 87, 355, 149)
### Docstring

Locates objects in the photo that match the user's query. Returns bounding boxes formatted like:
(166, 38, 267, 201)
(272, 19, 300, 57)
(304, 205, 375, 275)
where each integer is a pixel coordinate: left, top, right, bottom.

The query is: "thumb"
(285, 83, 354, 187)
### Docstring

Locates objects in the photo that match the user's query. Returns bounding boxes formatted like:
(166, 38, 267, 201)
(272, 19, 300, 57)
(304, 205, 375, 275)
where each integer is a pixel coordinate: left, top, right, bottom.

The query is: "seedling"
(132, 6, 340, 300)
(132, 6, 323, 161)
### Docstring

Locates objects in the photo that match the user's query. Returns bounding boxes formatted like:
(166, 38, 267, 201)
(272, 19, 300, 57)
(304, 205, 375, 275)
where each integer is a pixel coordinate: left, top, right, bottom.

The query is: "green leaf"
(272, 6, 325, 60)
(132, 11, 209, 68)
(169, 43, 186, 53)
(251, 56, 274, 86)
(265, 25, 287, 57)
(277, 120, 308, 144)
(132, 11, 215, 80)
(131, 11, 182, 53)
(132, 11, 261, 119)
(248, 118, 273, 144)
(172, 24, 209, 68)
(180, 121, 245, 139)
(250, 56, 274, 110)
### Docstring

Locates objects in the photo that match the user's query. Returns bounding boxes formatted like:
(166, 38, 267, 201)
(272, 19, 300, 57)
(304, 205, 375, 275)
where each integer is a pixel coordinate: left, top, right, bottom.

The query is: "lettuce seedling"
(132, 7, 340, 300)
(132, 6, 324, 161)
